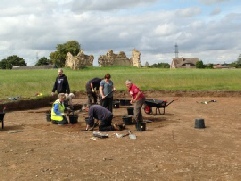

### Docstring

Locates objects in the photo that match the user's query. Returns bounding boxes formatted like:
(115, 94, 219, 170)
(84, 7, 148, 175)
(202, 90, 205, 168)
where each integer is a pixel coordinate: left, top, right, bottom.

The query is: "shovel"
(102, 90, 114, 99)
(128, 130, 136, 140)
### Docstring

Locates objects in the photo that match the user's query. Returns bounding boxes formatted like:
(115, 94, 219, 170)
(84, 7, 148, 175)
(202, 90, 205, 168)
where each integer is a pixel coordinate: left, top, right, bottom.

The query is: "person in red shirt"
(125, 80, 145, 125)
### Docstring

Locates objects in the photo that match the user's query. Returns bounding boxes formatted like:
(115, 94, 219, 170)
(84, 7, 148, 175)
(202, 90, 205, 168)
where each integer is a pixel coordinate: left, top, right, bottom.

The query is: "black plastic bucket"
(194, 118, 205, 129)
(127, 107, 134, 115)
(113, 100, 120, 108)
(46, 113, 51, 122)
(122, 115, 132, 125)
(125, 100, 131, 106)
(120, 99, 131, 106)
(68, 115, 78, 124)
(120, 99, 125, 106)
(136, 122, 146, 131)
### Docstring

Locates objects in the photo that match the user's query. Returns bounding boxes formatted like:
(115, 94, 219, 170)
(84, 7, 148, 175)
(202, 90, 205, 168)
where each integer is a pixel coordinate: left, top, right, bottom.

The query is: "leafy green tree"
(151, 62, 170, 68)
(35, 57, 51, 66)
(231, 54, 241, 68)
(196, 60, 205, 69)
(50, 41, 81, 67)
(0, 59, 12, 69)
(236, 54, 241, 64)
(0, 55, 26, 69)
(205, 63, 214, 69)
(50, 51, 61, 67)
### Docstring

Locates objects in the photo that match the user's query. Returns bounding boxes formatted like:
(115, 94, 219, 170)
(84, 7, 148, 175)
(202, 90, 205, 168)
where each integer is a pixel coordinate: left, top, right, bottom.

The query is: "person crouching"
(83, 104, 123, 131)
(51, 93, 68, 125)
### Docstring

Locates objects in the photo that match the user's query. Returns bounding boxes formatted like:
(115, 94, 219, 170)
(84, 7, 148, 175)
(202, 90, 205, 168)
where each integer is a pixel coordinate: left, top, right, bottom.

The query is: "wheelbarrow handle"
(166, 99, 175, 107)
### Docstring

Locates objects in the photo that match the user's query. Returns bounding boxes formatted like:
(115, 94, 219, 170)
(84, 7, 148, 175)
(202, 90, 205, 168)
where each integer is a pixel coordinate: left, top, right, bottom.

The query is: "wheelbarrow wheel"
(144, 105, 152, 114)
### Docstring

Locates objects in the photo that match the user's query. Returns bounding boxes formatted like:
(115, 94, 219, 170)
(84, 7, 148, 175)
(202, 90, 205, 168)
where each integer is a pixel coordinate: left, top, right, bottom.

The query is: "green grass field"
(0, 66, 240, 99)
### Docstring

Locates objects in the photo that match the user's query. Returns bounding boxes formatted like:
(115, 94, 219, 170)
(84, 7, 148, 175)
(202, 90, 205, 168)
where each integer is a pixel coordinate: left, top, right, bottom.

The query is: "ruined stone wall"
(131, 49, 141, 67)
(98, 49, 141, 67)
(65, 50, 94, 70)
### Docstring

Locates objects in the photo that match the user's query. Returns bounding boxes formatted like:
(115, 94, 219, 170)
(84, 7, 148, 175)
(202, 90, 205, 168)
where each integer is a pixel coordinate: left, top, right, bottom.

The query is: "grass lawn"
(0, 66, 240, 99)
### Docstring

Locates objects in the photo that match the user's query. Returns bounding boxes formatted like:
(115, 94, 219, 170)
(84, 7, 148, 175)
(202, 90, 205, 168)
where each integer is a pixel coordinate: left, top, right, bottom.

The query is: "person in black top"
(51, 68, 70, 96)
(85, 77, 102, 106)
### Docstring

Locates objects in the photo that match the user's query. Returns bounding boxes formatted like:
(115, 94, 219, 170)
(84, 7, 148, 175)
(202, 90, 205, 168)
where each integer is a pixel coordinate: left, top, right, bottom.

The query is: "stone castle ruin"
(98, 50, 131, 66)
(131, 49, 141, 67)
(65, 50, 94, 70)
(65, 49, 141, 69)
(98, 49, 141, 67)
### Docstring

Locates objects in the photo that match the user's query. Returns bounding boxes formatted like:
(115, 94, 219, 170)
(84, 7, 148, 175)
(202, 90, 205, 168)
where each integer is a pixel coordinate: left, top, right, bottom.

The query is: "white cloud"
(0, 0, 240, 66)
(209, 7, 222, 16)
(199, 0, 229, 5)
(70, 0, 157, 12)
(175, 7, 201, 17)
(154, 24, 177, 36)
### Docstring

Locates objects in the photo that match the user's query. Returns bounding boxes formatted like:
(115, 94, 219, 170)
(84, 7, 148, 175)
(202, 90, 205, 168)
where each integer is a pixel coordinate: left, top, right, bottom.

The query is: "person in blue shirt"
(99, 74, 116, 113)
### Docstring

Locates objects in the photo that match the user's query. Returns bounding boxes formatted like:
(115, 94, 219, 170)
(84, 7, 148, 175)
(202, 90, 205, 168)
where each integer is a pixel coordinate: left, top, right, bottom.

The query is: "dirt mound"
(1, 90, 241, 111)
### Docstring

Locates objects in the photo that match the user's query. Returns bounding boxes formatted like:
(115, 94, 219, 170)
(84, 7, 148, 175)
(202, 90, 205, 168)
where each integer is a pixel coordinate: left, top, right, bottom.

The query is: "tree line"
(0, 41, 81, 69)
(1, 41, 241, 69)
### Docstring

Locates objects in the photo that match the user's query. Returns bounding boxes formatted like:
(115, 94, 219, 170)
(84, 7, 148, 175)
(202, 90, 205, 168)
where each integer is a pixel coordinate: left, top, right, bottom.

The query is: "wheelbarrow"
(144, 99, 175, 115)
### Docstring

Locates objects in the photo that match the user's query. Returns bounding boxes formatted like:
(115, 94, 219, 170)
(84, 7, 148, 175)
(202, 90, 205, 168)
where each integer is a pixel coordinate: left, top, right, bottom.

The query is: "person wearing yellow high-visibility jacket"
(51, 93, 68, 125)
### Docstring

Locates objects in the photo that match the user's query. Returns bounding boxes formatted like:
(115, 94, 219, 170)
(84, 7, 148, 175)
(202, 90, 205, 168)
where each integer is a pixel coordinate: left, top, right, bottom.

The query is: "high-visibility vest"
(51, 99, 65, 121)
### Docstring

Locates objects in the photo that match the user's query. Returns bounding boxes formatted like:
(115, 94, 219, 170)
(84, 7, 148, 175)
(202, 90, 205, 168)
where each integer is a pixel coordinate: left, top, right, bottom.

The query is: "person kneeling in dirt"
(64, 93, 75, 111)
(51, 93, 68, 125)
(83, 104, 124, 131)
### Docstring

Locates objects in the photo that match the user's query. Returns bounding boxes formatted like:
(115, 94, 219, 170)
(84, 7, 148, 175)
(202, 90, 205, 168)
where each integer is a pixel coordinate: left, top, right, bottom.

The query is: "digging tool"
(121, 131, 130, 138)
(115, 131, 130, 138)
(87, 120, 100, 131)
(128, 130, 136, 140)
(102, 90, 114, 99)
(92, 131, 108, 138)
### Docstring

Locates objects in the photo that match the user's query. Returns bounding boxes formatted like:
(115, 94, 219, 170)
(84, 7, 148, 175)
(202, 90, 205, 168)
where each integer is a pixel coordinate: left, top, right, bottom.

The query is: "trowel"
(128, 130, 136, 140)
(115, 131, 131, 138)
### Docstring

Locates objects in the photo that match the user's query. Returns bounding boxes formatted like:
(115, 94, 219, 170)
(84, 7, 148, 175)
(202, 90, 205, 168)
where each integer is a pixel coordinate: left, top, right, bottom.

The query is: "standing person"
(100, 74, 116, 113)
(85, 77, 102, 106)
(51, 68, 70, 96)
(51, 93, 68, 125)
(125, 80, 145, 127)
(83, 105, 122, 131)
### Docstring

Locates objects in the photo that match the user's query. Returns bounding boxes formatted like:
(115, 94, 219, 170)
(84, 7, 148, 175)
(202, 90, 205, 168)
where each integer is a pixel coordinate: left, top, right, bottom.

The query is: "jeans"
(99, 115, 114, 131)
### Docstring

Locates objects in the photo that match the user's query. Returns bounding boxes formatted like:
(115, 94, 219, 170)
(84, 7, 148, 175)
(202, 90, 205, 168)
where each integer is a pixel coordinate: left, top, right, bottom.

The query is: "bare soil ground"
(1, 91, 241, 181)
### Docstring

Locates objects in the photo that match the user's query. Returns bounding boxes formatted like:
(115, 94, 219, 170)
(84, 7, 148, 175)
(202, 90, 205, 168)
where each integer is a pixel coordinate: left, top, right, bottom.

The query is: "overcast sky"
(0, 0, 240, 66)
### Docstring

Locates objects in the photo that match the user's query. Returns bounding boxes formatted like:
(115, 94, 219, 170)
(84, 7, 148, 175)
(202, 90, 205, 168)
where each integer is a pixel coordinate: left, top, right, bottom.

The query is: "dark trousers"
(51, 116, 68, 124)
(86, 84, 98, 105)
(99, 115, 114, 131)
(133, 97, 145, 123)
(87, 92, 98, 105)
(101, 97, 113, 113)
